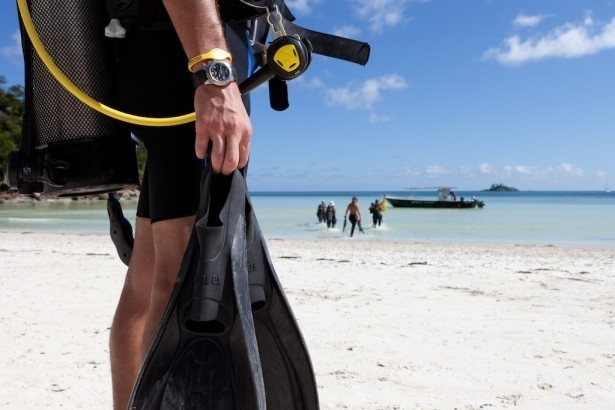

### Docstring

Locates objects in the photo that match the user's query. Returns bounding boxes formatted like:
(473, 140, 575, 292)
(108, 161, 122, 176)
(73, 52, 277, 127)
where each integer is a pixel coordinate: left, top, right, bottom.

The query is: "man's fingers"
(238, 139, 250, 169)
(194, 139, 210, 160)
(220, 135, 239, 175)
(211, 127, 251, 175)
(208, 135, 225, 174)
(194, 121, 210, 160)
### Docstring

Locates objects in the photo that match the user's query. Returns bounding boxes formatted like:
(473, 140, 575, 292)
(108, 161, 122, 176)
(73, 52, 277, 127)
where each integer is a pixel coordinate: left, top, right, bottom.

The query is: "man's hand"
(162, 0, 250, 174)
(194, 81, 251, 175)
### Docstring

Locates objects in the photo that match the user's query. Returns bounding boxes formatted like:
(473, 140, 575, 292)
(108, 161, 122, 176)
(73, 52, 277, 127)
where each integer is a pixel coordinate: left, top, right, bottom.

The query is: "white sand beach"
(0, 231, 614, 409)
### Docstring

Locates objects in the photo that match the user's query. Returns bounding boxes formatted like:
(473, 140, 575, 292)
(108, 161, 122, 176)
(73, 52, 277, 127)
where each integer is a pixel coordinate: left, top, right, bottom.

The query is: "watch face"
(210, 62, 231, 83)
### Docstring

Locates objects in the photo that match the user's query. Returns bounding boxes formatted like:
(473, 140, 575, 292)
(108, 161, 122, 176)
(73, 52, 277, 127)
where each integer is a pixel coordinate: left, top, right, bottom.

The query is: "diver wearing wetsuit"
(326, 201, 337, 228)
(370, 199, 383, 227)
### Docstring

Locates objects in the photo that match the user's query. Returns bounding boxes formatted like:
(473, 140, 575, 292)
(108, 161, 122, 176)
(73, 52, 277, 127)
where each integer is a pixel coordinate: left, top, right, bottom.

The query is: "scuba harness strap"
(282, 19, 370, 66)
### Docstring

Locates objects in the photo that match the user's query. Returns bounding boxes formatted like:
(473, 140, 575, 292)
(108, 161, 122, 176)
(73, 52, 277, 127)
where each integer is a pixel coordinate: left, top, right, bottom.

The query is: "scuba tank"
(5, 0, 139, 196)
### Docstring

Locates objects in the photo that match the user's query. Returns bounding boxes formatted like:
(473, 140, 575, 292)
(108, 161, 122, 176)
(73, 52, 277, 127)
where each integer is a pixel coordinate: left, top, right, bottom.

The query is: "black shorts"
(115, 28, 202, 222)
(114, 24, 250, 223)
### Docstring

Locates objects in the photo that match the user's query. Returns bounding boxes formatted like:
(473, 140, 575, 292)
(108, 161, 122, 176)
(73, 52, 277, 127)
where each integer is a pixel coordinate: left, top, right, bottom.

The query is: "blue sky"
(2, 0, 614, 191)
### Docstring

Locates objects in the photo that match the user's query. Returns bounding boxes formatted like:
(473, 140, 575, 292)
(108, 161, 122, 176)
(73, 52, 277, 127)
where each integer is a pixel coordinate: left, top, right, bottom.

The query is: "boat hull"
(385, 197, 484, 209)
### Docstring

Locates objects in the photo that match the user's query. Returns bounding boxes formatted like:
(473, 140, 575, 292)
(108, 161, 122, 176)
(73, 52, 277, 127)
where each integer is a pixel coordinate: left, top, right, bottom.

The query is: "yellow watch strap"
(188, 48, 232, 72)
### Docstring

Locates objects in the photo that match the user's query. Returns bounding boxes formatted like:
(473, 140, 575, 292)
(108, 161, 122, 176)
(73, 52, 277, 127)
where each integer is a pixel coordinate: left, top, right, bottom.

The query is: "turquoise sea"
(1, 191, 614, 247)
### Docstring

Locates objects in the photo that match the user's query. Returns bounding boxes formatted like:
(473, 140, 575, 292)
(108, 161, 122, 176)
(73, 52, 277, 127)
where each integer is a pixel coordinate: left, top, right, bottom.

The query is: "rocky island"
(484, 183, 518, 192)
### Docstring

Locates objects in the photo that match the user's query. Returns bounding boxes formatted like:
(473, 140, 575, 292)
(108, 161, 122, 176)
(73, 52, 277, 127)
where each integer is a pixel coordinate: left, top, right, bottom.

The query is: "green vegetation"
(0, 76, 25, 183)
(136, 143, 146, 178)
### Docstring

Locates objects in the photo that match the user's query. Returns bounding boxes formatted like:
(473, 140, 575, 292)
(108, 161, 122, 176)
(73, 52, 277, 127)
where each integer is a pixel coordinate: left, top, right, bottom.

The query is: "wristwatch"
(191, 59, 237, 89)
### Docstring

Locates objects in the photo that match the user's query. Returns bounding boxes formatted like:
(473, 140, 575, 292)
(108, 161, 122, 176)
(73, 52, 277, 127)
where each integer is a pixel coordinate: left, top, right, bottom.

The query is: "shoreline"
(3, 228, 614, 250)
(2, 190, 614, 248)
(1, 232, 614, 408)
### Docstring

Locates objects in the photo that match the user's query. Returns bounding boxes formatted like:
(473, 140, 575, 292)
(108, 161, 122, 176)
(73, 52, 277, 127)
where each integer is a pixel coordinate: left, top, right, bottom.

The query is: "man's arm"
(163, 0, 251, 175)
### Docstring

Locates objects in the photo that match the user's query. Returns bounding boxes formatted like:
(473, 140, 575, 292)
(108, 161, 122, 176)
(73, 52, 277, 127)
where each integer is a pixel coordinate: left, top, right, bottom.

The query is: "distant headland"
(484, 183, 519, 192)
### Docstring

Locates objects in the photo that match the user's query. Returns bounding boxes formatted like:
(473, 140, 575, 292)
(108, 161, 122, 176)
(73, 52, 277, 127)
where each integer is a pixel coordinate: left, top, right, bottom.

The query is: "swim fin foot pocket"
(128, 164, 319, 409)
(106, 193, 134, 266)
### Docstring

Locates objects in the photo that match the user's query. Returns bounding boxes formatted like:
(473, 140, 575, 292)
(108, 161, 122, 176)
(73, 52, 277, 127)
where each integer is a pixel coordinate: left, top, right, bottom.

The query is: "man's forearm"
(163, 0, 251, 173)
(163, 0, 229, 61)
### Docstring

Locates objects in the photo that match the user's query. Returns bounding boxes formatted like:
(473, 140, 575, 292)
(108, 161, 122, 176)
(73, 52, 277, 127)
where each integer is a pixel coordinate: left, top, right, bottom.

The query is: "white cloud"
(584, 12, 594, 27)
(303, 77, 326, 89)
(354, 0, 429, 32)
(1, 31, 22, 61)
(551, 162, 584, 177)
(478, 163, 494, 174)
(483, 14, 615, 65)
(426, 165, 450, 176)
(513, 13, 548, 27)
(325, 73, 407, 110)
(595, 170, 609, 178)
(512, 165, 535, 175)
(500, 163, 585, 180)
(502, 165, 536, 176)
(334, 25, 361, 39)
(514, 165, 534, 175)
(285, 0, 321, 14)
(457, 166, 475, 177)
(390, 163, 591, 188)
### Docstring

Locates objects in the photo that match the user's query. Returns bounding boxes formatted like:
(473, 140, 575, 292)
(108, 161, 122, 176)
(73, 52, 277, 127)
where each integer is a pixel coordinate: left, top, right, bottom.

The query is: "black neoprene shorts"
(115, 24, 250, 223)
(115, 28, 202, 223)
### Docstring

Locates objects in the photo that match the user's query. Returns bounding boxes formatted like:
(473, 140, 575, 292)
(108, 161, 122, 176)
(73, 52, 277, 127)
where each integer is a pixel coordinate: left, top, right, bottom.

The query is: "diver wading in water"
(345, 196, 365, 237)
(8, 0, 369, 408)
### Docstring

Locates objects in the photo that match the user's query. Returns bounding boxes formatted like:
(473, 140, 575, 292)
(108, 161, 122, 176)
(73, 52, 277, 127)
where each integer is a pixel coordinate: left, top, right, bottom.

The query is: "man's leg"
(109, 215, 195, 409)
(140, 215, 195, 356)
(110, 217, 155, 408)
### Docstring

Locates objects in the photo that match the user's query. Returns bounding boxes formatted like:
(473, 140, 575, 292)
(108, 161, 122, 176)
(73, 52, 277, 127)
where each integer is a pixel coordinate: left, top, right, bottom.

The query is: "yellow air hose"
(16, 0, 195, 126)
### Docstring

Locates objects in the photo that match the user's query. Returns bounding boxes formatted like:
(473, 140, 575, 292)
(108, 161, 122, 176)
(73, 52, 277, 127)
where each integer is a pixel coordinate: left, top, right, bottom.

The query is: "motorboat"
(384, 187, 485, 209)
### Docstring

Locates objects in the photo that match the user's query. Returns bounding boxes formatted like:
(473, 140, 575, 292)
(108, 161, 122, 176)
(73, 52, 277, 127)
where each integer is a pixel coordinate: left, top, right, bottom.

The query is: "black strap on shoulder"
(282, 19, 370, 66)
(277, 2, 295, 21)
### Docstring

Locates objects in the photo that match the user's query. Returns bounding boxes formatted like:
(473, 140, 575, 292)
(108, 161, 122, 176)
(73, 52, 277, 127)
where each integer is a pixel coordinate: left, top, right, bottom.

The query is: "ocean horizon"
(1, 190, 614, 247)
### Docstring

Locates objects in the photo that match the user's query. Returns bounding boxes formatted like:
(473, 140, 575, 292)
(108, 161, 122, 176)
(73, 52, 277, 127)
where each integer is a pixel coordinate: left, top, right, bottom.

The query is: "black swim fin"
(106, 193, 134, 266)
(245, 188, 320, 409)
(129, 163, 319, 409)
(129, 166, 266, 409)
